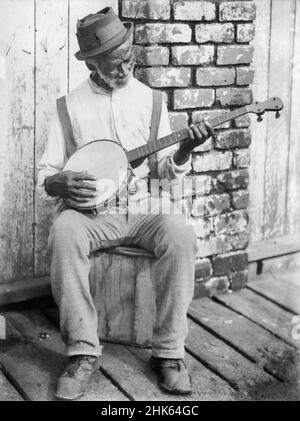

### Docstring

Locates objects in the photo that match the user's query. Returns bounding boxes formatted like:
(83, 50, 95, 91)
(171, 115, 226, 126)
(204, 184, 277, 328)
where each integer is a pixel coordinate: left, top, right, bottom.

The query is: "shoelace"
(64, 356, 97, 376)
(159, 359, 185, 371)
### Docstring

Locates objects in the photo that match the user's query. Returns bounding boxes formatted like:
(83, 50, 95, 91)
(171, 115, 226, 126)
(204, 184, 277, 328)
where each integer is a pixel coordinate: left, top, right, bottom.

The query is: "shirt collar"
(88, 74, 111, 95)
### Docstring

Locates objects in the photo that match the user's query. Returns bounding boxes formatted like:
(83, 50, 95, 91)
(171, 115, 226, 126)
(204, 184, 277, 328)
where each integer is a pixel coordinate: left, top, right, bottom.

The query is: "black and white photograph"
(0, 0, 299, 404)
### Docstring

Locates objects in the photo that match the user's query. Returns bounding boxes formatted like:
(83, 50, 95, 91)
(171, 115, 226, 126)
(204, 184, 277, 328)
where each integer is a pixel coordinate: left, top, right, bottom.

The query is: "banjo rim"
(63, 139, 131, 212)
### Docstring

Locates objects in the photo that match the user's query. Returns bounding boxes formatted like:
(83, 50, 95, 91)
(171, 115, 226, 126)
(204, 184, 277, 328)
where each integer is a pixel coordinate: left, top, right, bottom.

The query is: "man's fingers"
(70, 188, 97, 198)
(188, 127, 195, 141)
(191, 125, 204, 140)
(74, 181, 97, 191)
(198, 124, 209, 138)
(205, 122, 214, 137)
(73, 171, 97, 181)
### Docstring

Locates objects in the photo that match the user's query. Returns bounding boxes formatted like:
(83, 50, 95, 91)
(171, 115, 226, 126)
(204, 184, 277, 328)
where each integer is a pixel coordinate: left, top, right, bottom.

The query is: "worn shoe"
(150, 356, 192, 394)
(55, 355, 99, 400)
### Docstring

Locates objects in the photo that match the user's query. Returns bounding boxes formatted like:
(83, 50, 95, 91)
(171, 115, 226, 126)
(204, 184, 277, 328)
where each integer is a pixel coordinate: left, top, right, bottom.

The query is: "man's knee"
(48, 210, 89, 251)
(159, 214, 198, 254)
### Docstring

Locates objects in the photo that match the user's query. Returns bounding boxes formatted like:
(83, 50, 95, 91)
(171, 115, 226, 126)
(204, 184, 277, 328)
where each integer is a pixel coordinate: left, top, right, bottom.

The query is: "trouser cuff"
(66, 343, 103, 358)
(152, 347, 185, 359)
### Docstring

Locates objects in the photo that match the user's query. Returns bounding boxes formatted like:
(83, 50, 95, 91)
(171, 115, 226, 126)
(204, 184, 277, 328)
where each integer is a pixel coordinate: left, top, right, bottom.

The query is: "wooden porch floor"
(1, 267, 300, 401)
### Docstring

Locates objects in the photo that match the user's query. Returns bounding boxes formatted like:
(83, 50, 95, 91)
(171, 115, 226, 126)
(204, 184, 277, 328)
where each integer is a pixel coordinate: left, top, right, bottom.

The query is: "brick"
(193, 138, 214, 153)
(219, 1, 256, 22)
(192, 150, 232, 173)
(173, 1, 216, 21)
(195, 258, 212, 280)
(217, 45, 254, 65)
(197, 236, 232, 258)
(190, 217, 213, 238)
(204, 194, 231, 216)
(174, 89, 215, 109)
(134, 46, 169, 66)
(168, 112, 188, 132)
(192, 110, 231, 130)
(122, 0, 170, 20)
(233, 149, 251, 168)
(194, 276, 230, 298)
(212, 251, 248, 276)
(236, 67, 255, 85)
(172, 45, 214, 66)
(216, 88, 253, 107)
(195, 23, 234, 43)
(135, 23, 191, 44)
(214, 210, 248, 236)
(217, 169, 249, 191)
(171, 175, 213, 200)
(196, 67, 235, 87)
(237, 23, 255, 43)
(192, 193, 230, 218)
(215, 129, 251, 149)
(231, 190, 249, 209)
(135, 67, 191, 87)
(230, 270, 248, 291)
(235, 115, 251, 128)
(229, 230, 249, 250)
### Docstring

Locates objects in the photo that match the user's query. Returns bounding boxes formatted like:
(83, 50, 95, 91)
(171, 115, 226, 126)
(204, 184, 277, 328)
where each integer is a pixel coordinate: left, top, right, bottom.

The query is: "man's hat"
(75, 7, 133, 60)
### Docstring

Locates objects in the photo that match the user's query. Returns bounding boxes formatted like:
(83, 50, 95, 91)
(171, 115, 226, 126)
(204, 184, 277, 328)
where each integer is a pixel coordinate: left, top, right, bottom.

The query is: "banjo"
(63, 97, 283, 212)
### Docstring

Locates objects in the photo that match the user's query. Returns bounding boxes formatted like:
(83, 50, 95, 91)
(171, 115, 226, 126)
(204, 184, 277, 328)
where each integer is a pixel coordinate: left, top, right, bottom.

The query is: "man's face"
(87, 39, 135, 89)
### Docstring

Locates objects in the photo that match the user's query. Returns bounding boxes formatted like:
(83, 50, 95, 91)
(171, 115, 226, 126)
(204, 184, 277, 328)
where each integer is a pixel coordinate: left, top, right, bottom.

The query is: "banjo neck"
(126, 105, 251, 163)
(126, 97, 284, 164)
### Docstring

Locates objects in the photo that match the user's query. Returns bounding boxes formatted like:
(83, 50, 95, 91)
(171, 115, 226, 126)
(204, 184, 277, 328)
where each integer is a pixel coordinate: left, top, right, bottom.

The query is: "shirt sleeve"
(156, 99, 192, 181)
(36, 106, 67, 202)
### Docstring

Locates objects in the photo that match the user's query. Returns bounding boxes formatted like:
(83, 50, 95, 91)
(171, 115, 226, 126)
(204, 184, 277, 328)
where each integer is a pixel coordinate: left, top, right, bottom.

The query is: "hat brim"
(75, 22, 133, 61)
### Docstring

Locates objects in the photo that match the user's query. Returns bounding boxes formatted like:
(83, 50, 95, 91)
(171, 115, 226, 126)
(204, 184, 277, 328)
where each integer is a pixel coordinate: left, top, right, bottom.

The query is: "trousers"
(48, 197, 198, 359)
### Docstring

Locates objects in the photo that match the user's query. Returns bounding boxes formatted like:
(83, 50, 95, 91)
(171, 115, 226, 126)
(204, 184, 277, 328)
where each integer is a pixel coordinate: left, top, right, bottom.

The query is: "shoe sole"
(54, 392, 84, 401)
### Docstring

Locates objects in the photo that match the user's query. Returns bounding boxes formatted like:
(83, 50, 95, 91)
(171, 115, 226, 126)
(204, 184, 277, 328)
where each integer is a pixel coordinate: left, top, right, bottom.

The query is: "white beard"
(97, 67, 133, 89)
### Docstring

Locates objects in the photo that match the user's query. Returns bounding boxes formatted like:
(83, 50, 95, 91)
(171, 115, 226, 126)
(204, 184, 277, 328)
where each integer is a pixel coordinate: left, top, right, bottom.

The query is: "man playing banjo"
(38, 7, 213, 400)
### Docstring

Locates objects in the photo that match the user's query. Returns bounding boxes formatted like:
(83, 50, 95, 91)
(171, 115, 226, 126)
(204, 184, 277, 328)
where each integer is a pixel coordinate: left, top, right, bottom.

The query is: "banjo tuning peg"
(257, 114, 263, 122)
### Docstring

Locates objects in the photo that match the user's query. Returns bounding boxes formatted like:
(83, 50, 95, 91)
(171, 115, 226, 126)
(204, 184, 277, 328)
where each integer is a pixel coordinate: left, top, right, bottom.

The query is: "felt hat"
(75, 7, 133, 60)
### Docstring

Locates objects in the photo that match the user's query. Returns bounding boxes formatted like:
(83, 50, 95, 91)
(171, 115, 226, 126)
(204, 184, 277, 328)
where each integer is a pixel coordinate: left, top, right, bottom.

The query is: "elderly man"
(38, 7, 213, 400)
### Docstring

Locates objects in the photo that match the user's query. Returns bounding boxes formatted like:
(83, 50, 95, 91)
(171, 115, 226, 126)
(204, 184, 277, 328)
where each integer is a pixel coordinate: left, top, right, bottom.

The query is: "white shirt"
(37, 75, 191, 215)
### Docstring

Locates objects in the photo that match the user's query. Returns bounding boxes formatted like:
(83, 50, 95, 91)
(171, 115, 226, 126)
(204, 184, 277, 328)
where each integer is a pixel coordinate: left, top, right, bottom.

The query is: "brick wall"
(120, 0, 256, 297)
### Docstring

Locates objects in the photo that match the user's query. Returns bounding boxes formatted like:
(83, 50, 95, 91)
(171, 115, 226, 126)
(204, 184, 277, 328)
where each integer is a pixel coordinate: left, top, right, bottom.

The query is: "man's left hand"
(173, 120, 214, 166)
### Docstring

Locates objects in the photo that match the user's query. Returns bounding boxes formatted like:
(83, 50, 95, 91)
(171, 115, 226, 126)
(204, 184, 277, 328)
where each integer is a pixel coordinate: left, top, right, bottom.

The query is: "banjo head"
(63, 139, 129, 210)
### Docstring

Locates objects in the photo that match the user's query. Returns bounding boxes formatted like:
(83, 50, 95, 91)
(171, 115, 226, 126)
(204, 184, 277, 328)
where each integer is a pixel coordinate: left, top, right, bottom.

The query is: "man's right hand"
(44, 171, 97, 204)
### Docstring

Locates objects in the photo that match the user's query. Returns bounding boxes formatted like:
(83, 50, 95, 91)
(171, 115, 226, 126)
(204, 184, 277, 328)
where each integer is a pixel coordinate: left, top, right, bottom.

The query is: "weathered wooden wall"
(0, 0, 118, 284)
(250, 0, 300, 243)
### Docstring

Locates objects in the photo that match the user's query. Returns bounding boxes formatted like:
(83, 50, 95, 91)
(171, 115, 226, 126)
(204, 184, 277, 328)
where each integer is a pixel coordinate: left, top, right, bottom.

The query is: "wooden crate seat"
(89, 246, 156, 347)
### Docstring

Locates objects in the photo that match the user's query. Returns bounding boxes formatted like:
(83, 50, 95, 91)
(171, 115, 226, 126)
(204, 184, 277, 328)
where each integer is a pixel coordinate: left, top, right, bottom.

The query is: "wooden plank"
(34, 0, 69, 277)
(0, 0, 35, 283)
(249, 0, 271, 243)
(248, 271, 300, 314)
(43, 305, 237, 400)
(1, 310, 127, 401)
(68, 0, 118, 91)
(260, 252, 300, 274)
(43, 306, 188, 400)
(128, 346, 238, 401)
(287, 0, 300, 235)
(0, 276, 50, 306)
(248, 234, 300, 262)
(273, 266, 300, 286)
(216, 289, 300, 349)
(263, 0, 296, 239)
(189, 298, 300, 384)
(0, 370, 23, 401)
(185, 318, 293, 400)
